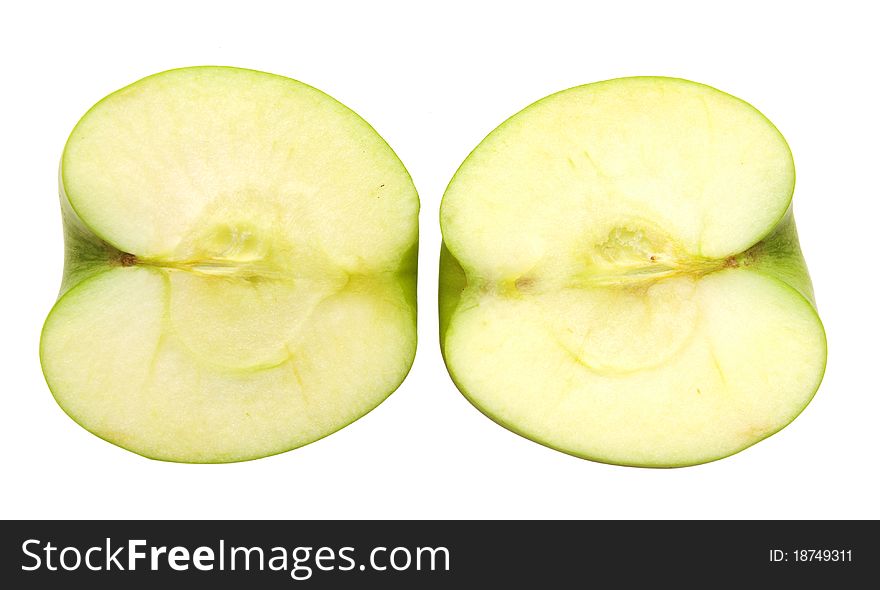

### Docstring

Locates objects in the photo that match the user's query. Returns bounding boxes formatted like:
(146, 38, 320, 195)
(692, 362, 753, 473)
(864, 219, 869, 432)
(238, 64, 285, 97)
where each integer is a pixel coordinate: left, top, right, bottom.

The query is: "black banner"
(1, 520, 875, 587)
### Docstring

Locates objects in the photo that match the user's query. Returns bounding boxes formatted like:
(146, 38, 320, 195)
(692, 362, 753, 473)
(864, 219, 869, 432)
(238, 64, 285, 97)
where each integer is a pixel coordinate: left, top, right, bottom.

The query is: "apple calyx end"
(118, 252, 138, 267)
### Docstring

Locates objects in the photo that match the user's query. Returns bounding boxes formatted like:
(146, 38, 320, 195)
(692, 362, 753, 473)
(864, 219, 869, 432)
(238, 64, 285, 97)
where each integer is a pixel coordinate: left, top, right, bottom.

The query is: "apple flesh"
(41, 67, 419, 463)
(439, 77, 826, 467)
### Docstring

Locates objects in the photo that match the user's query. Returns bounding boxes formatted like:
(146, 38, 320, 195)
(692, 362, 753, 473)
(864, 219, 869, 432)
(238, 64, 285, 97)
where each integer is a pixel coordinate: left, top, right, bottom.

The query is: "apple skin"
(55, 180, 122, 296)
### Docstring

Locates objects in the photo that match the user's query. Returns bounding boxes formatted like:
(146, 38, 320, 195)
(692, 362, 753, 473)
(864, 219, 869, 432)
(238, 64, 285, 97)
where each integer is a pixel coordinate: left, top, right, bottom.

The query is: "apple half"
(439, 77, 826, 467)
(41, 67, 419, 463)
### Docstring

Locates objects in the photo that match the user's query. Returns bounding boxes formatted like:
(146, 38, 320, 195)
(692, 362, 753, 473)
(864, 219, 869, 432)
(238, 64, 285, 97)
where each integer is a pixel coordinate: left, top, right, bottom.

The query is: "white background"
(1, 1, 877, 519)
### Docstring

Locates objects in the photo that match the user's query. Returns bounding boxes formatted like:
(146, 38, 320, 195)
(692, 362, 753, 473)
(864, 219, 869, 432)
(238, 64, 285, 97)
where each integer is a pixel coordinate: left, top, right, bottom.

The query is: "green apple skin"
(439, 77, 827, 468)
(41, 67, 419, 463)
(54, 182, 127, 296)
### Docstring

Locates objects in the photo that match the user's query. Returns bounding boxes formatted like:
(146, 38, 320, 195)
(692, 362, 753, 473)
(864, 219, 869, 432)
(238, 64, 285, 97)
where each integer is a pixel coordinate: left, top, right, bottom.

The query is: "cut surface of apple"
(440, 77, 826, 467)
(41, 67, 419, 462)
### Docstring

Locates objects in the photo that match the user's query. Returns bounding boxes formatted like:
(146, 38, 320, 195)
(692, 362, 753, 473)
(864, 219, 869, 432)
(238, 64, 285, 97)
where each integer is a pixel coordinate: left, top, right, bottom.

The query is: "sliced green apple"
(439, 77, 826, 467)
(41, 67, 419, 463)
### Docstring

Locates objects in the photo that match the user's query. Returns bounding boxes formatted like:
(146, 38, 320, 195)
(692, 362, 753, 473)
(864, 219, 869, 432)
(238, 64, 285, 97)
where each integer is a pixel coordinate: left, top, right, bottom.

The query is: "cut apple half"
(440, 77, 826, 467)
(41, 67, 419, 463)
